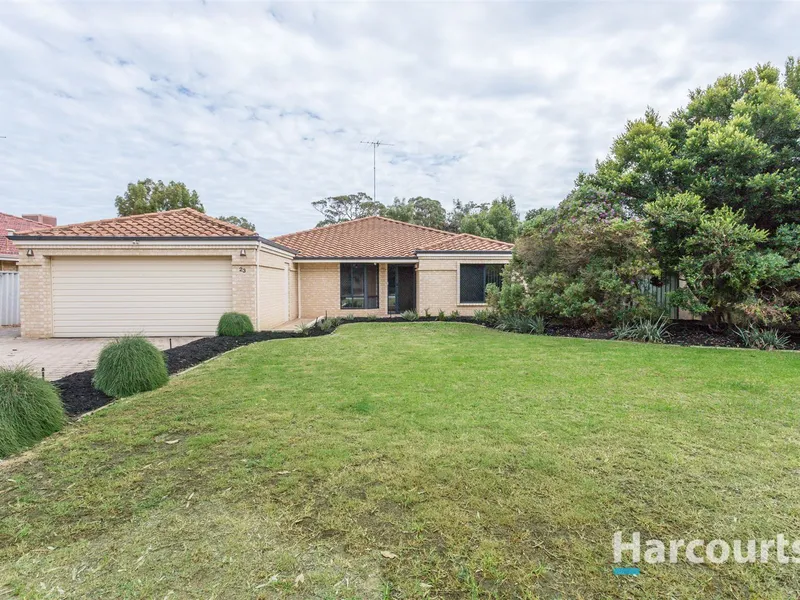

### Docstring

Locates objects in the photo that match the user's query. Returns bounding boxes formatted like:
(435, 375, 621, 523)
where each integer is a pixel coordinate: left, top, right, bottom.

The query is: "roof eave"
(293, 255, 417, 262)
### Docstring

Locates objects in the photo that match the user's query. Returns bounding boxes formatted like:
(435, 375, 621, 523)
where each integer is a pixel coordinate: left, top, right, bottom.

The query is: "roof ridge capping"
(0, 211, 55, 229)
(271, 215, 459, 243)
(416, 232, 514, 252)
(185, 208, 256, 235)
(10, 208, 259, 239)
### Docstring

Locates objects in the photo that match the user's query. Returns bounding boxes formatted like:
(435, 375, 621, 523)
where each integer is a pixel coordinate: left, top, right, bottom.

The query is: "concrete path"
(270, 318, 320, 331)
(0, 329, 199, 380)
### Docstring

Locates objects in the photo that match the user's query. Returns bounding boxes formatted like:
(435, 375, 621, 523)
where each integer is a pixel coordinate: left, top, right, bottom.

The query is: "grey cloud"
(0, 1, 798, 236)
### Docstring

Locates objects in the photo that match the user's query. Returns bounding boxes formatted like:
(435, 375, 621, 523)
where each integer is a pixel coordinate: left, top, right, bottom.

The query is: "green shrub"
(0, 367, 65, 458)
(317, 317, 342, 332)
(473, 309, 500, 326)
(613, 316, 671, 343)
(449, 310, 460, 320)
(437, 310, 446, 321)
(217, 312, 254, 337)
(401, 310, 419, 321)
(296, 322, 313, 336)
(423, 308, 431, 318)
(733, 325, 791, 350)
(93, 336, 169, 398)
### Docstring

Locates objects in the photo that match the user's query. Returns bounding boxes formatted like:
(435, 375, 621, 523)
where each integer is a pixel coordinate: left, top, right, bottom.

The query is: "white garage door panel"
(52, 257, 232, 337)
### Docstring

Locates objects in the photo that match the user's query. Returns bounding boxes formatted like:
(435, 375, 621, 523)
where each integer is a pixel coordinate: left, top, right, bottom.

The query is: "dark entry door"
(396, 266, 416, 312)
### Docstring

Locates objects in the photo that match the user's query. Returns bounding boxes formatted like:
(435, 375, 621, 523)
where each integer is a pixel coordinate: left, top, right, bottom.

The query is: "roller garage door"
(51, 257, 232, 337)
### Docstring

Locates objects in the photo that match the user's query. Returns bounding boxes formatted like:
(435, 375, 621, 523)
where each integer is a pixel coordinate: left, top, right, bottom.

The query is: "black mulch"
(54, 329, 328, 417)
(53, 317, 798, 418)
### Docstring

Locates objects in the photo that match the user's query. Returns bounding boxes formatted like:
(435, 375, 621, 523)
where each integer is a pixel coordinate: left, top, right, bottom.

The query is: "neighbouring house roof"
(0, 212, 53, 258)
(9, 208, 258, 240)
(271, 216, 513, 259)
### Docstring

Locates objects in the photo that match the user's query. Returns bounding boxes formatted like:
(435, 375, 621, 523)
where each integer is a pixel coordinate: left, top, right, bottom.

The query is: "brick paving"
(0, 329, 199, 380)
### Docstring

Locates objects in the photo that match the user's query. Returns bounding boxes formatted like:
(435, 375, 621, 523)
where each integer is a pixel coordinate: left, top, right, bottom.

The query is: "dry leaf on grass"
(165, 440, 179, 445)
(380, 551, 398, 559)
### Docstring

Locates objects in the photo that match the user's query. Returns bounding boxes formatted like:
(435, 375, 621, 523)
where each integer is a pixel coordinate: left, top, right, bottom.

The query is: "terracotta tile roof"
(0, 212, 53, 257)
(10, 208, 256, 239)
(417, 233, 514, 253)
(271, 216, 513, 258)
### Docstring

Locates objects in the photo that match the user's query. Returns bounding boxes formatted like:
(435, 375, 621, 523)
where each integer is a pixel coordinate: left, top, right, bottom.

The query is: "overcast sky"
(1, 1, 798, 236)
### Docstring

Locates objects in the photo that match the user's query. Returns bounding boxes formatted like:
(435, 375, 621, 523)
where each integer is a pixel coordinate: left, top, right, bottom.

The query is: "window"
(341, 264, 379, 309)
(459, 264, 503, 304)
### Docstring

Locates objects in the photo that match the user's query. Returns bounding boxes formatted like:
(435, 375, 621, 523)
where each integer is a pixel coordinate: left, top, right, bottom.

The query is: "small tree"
(670, 207, 769, 328)
(115, 179, 203, 216)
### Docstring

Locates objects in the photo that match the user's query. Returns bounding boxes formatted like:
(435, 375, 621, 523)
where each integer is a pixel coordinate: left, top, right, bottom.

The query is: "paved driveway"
(0, 328, 200, 380)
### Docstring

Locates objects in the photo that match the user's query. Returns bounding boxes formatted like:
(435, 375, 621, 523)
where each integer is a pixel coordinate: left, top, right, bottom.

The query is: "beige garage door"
(51, 257, 232, 337)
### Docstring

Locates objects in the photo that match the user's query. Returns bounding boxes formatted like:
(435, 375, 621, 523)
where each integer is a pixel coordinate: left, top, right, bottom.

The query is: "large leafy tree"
(591, 59, 800, 231)
(457, 195, 521, 242)
(382, 197, 447, 229)
(312, 193, 384, 227)
(115, 179, 204, 216)
(311, 192, 521, 241)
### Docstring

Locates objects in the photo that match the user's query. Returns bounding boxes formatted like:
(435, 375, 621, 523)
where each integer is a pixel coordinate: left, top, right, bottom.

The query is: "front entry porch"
(388, 264, 417, 314)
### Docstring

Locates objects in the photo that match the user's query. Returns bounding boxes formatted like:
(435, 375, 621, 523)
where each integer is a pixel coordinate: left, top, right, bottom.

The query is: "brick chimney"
(21, 214, 57, 226)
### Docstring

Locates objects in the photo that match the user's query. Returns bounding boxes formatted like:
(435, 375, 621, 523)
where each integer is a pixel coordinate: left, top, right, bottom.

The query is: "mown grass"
(1, 323, 799, 599)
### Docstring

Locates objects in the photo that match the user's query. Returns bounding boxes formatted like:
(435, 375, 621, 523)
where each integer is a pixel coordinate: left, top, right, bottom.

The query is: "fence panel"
(0, 271, 20, 326)
(640, 273, 679, 319)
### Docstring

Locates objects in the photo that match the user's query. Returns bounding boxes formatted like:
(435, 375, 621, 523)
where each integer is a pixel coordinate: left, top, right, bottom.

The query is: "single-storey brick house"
(10, 209, 512, 338)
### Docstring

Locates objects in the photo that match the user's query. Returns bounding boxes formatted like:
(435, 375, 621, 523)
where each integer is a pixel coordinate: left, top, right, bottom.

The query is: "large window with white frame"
(459, 263, 503, 304)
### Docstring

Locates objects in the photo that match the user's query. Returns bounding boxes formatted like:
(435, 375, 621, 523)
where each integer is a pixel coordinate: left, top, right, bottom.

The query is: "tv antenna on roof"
(360, 140, 394, 202)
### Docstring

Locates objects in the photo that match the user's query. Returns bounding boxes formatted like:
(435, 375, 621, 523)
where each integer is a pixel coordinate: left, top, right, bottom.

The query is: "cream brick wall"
(299, 262, 388, 318)
(13, 242, 294, 338)
(257, 246, 297, 329)
(288, 267, 298, 320)
(417, 255, 510, 316)
(18, 255, 52, 338)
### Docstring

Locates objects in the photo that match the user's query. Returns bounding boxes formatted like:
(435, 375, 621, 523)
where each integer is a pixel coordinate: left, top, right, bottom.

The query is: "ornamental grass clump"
(217, 312, 255, 337)
(0, 366, 65, 458)
(93, 336, 169, 398)
(613, 316, 671, 343)
(733, 325, 791, 351)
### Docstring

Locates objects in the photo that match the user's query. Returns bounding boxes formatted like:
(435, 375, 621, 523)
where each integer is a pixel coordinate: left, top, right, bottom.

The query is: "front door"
(389, 265, 417, 313)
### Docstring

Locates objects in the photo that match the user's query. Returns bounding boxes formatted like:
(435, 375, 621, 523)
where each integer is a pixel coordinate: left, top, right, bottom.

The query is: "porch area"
(296, 261, 418, 319)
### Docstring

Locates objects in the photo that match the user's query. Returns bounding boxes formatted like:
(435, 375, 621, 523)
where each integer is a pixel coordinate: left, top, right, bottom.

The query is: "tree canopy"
(589, 60, 800, 230)
(115, 179, 204, 216)
(508, 57, 800, 329)
(311, 193, 522, 241)
(218, 215, 256, 232)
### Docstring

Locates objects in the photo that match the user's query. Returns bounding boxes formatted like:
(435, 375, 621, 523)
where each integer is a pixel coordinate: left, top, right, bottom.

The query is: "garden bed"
(53, 318, 798, 417)
(54, 329, 328, 416)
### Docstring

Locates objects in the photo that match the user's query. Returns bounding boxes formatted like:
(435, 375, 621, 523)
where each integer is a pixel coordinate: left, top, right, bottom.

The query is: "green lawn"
(1, 323, 799, 599)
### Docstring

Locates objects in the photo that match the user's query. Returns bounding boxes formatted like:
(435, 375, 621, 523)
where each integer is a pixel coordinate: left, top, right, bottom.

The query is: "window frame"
(340, 263, 379, 309)
(457, 262, 504, 305)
